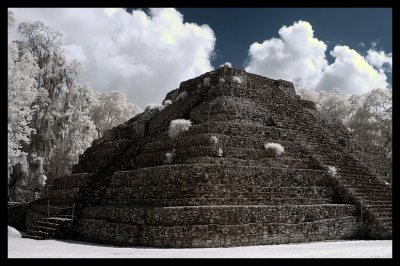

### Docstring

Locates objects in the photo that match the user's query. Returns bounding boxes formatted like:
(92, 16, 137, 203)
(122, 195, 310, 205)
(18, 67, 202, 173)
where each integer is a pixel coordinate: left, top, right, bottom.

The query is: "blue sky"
(10, 8, 392, 107)
(176, 8, 392, 68)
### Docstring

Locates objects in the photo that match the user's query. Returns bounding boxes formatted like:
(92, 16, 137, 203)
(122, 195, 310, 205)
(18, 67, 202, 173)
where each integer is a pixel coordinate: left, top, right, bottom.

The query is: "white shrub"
(203, 77, 211, 86)
(264, 142, 284, 156)
(39, 174, 47, 186)
(327, 166, 337, 177)
(219, 62, 232, 68)
(163, 99, 172, 107)
(145, 103, 164, 112)
(233, 76, 243, 84)
(168, 119, 192, 138)
(217, 147, 223, 157)
(175, 91, 188, 102)
(165, 148, 176, 164)
(210, 136, 219, 145)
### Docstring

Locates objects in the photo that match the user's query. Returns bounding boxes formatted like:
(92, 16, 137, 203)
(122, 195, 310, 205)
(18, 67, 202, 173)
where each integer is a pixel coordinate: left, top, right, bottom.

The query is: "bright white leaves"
(219, 62, 232, 68)
(210, 136, 219, 145)
(327, 166, 337, 177)
(175, 91, 188, 102)
(10, 8, 216, 107)
(8, 42, 38, 169)
(264, 142, 285, 156)
(217, 148, 223, 157)
(165, 148, 176, 164)
(168, 119, 192, 138)
(297, 87, 392, 158)
(233, 76, 243, 84)
(90, 90, 142, 138)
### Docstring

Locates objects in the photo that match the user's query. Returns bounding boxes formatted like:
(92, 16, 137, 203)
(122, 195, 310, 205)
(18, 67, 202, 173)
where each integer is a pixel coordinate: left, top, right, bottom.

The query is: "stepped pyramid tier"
(26, 66, 391, 247)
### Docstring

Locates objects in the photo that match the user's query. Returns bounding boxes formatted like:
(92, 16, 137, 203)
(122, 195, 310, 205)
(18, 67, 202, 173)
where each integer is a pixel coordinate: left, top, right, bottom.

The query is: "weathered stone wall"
(8, 202, 29, 231)
(104, 165, 335, 206)
(48, 173, 94, 205)
(74, 204, 360, 247)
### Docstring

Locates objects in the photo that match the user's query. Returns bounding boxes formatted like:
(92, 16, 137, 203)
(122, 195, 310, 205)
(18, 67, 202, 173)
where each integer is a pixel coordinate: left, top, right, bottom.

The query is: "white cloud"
(366, 49, 392, 70)
(316, 45, 389, 94)
(245, 20, 391, 95)
(245, 20, 328, 89)
(9, 8, 216, 108)
(64, 44, 87, 63)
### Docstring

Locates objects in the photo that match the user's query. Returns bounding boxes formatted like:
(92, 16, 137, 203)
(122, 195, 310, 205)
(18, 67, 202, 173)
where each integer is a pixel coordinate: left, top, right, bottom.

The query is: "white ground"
(8, 227, 391, 258)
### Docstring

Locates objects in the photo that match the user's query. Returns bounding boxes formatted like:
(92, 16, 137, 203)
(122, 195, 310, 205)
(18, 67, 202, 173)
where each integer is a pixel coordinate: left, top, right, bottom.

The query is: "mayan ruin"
(16, 66, 392, 248)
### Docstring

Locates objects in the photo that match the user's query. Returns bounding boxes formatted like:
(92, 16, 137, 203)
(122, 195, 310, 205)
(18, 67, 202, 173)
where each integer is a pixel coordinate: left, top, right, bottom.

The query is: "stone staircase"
(290, 108, 392, 239)
(23, 217, 73, 240)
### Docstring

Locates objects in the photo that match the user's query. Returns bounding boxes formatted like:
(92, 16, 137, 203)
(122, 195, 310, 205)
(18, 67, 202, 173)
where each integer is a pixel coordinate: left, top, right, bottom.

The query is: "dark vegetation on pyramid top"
(19, 66, 391, 247)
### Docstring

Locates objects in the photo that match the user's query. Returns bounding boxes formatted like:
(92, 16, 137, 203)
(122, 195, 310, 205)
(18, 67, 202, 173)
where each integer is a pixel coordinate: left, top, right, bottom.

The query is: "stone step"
(364, 205, 392, 211)
(144, 204, 359, 226)
(351, 193, 391, 201)
(137, 146, 311, 167)
(81, 204, 359, 226)
(342, 182, 384, 188)
(144, 134, 305, 155)
(173, 121, 292, 141)
(371, 213, 392, 219)
(361, 199, 392, 205)
(83, 139, 133, 154)
(338, 170, 375, 176)
(56, 214, 75, 219)
(376, 216, 392, 222)
(365, 209, 392, 216)
(22, 234, 45, 240)
(42, 217, 73, 224)
(111, 164, 332, 188)
(32, 225, 57, 232)
(104, 194, 334, 207)
(77, 204, 361, 247)
(141, 215, 361, 248)
(339, 178, 383, 185)
(183, 156, 311, 169)
(27, 230, 50, 238)
(354, 188, 392, 194)
(51, 173, 94, 190)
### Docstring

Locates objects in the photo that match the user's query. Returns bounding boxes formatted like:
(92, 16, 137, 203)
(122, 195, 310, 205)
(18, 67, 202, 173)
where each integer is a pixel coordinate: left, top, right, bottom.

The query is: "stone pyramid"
(27, 66, 392, 247)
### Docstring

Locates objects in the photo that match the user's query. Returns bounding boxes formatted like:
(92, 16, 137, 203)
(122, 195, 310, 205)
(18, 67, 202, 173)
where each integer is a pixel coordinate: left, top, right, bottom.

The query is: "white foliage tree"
(47, 84, 98, 179)
(8, 42, 38, 171)
(8, 17, 143, 201)
(9, 19, 93, 199)
(297, 87, 392, 158)
(347, 88, 392, 156)
(90, 91, 142, 138)
(8, 11, 40, 201)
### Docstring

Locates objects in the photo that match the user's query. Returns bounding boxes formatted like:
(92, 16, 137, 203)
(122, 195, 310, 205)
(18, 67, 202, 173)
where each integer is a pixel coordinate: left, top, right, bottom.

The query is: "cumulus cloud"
(10, 8, 216, 107)
(316, 46, 389, 94)
(366, 49, 392, 70)
(245, 20, 328, 89)
(245, 20, 391, 95)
